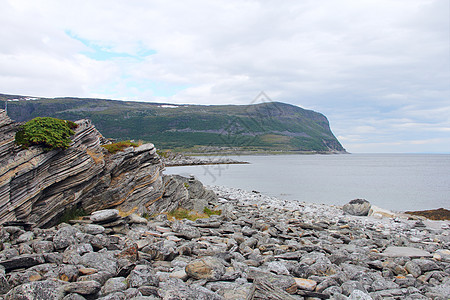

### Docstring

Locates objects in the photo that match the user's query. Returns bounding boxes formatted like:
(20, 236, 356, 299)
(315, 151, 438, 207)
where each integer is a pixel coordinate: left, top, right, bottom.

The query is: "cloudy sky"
(1, 0, 449, 153)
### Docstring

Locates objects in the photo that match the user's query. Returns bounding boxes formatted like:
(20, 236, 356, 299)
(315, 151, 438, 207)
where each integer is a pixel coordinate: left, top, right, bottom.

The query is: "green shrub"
(101, 140, 139, 154)
(15, 117, 77, 151)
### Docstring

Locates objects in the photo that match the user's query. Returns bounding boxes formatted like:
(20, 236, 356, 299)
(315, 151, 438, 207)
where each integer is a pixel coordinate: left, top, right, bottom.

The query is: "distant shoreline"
(185, 150, 350, 156)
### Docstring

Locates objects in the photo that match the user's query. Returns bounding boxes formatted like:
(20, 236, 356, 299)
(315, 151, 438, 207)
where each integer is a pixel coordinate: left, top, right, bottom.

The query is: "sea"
(164, 153, 450, 212)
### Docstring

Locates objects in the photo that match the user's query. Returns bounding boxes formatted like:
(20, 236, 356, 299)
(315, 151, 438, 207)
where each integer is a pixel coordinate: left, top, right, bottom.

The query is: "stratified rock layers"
(0, 110, 188, 227)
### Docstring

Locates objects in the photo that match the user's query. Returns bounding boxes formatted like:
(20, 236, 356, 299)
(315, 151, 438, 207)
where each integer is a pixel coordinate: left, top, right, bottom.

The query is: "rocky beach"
(159, 151, 248, 167)
(1, 184, 449, 299)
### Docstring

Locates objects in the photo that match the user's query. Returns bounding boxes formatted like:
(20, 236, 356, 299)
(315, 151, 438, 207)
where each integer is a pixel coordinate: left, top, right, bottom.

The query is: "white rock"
(90, 209, 120, 223)
(382, 246, 432, 258)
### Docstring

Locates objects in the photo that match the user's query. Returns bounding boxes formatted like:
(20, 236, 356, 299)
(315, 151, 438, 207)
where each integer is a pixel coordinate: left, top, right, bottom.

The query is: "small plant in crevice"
(101, 140, 139, 154)
(58, 206, 87, 224)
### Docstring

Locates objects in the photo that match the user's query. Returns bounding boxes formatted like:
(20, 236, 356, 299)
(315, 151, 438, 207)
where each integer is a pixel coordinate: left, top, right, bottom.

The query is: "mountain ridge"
(0, 93, 346, 153)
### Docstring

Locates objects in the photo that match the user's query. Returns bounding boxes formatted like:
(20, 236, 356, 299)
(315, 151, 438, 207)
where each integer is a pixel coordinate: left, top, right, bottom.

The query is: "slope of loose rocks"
(0, 186, 448, 299)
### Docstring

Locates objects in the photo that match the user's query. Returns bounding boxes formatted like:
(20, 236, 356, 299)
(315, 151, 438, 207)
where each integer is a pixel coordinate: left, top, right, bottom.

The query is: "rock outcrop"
(343, 199, 371, 216)
(0, 110, 200, 227)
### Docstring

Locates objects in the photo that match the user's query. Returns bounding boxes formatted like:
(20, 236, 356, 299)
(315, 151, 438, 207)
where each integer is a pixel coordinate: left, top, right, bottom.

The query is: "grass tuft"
(101, 140, 139, 154)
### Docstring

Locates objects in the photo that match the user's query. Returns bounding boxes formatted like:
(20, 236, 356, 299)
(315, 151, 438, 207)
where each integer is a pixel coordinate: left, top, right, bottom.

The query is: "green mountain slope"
(1, 94, 346, 153)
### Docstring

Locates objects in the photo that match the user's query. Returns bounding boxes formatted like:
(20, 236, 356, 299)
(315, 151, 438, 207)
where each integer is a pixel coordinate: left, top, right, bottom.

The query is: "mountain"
(0, 93, 346, 153)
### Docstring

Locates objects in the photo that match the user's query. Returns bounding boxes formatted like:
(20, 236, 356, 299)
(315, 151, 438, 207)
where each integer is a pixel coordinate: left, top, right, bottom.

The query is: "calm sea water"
(164, 154, 450, 212)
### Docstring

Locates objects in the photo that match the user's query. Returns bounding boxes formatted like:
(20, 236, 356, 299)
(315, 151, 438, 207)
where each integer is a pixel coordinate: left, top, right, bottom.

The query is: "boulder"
(343, 199, 371, 216)
(90, 210, 120, 224)
(381, 247, 432, 258)
(0, 254, 45, 271)
(63, 280, 101, 295)
(5, 280, 65, 300)
(80, 252, 118, 275)
(127, 265, 159, 288)
(53, 226, 80, 250)
(100, 277, 128, 296)
(185, 256, 226, 281)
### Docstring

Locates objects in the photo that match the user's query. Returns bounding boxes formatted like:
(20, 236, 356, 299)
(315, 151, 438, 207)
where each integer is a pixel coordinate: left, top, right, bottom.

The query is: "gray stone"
(348, 289, 373, 300)
(127, 265, 159, 288)
(78, 271, 113, 286)
(341, 280, 367, 296)
(343, 199, 371, 216)
(247, 268, 297, 294)
(185, 256, 226, 281)
(171, 221, 201, 240)
(90, 210, 120, 224)
(265, 261, 290, 275)
(0, 273, 11, 294)
(81, 224, 105, 235)
(247, 278, 298, 300)
(53, 226, 80, 250)
(5, 280, 65, 300)
(32, 240, 55, 254)
(63, 294, 87, 300)
(97, 291, 126, 299)
(405, 261, 422, 278)
(382, 246, 432, 258)
(0, 254, 45, 271)
(371, 278, 399, 291)
(80, 252, 117, 275)
(16, 232, 34, 243)
(206, 280, 252, 300)
(411, 258, 440, 272)
(158, 278, 223, 300)
(101, 277, 128, 296)
(127, 214, 148, 225)
(63, 280, 101, 295)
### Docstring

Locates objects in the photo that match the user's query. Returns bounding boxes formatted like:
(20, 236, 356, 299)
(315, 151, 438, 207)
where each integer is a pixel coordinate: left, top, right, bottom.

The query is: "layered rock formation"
(0, 110, 199, 228)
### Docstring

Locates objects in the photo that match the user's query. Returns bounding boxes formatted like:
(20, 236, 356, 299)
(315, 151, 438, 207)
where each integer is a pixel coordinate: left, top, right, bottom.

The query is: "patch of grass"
(165, 207, 222, 221)
(58, 206, 86, 224)
(15, 117, 78, 151)
(166, 208, 205, 221)
(156, 149, 172, 158)
(184, 183, 189, 189)
(203, 207, 222, 216)
(101, 140, 139, 154)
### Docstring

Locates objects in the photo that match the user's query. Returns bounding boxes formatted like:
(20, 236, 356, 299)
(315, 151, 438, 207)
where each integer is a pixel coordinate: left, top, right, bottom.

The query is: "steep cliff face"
(0, 110, 192, 227)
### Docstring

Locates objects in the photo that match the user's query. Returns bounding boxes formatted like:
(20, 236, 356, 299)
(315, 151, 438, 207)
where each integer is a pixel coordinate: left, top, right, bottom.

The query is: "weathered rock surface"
(343, 199, 371, 216)
(0, 111, 210, 228)
(1, 185, 448, 299)
(382, 246, 432, 258)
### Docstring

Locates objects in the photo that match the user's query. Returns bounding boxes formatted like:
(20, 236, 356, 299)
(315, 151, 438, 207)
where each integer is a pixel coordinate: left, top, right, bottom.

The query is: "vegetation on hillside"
(3, 94, 346, 153)
(15, 117, 78, 151)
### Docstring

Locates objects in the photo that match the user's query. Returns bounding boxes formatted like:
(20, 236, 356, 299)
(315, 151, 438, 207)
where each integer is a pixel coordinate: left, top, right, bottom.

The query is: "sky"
(0, 0, 449, 153)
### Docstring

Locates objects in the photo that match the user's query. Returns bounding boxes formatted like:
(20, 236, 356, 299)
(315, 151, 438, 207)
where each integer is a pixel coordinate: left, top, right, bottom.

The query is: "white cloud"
(0, 0, 448, 152)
